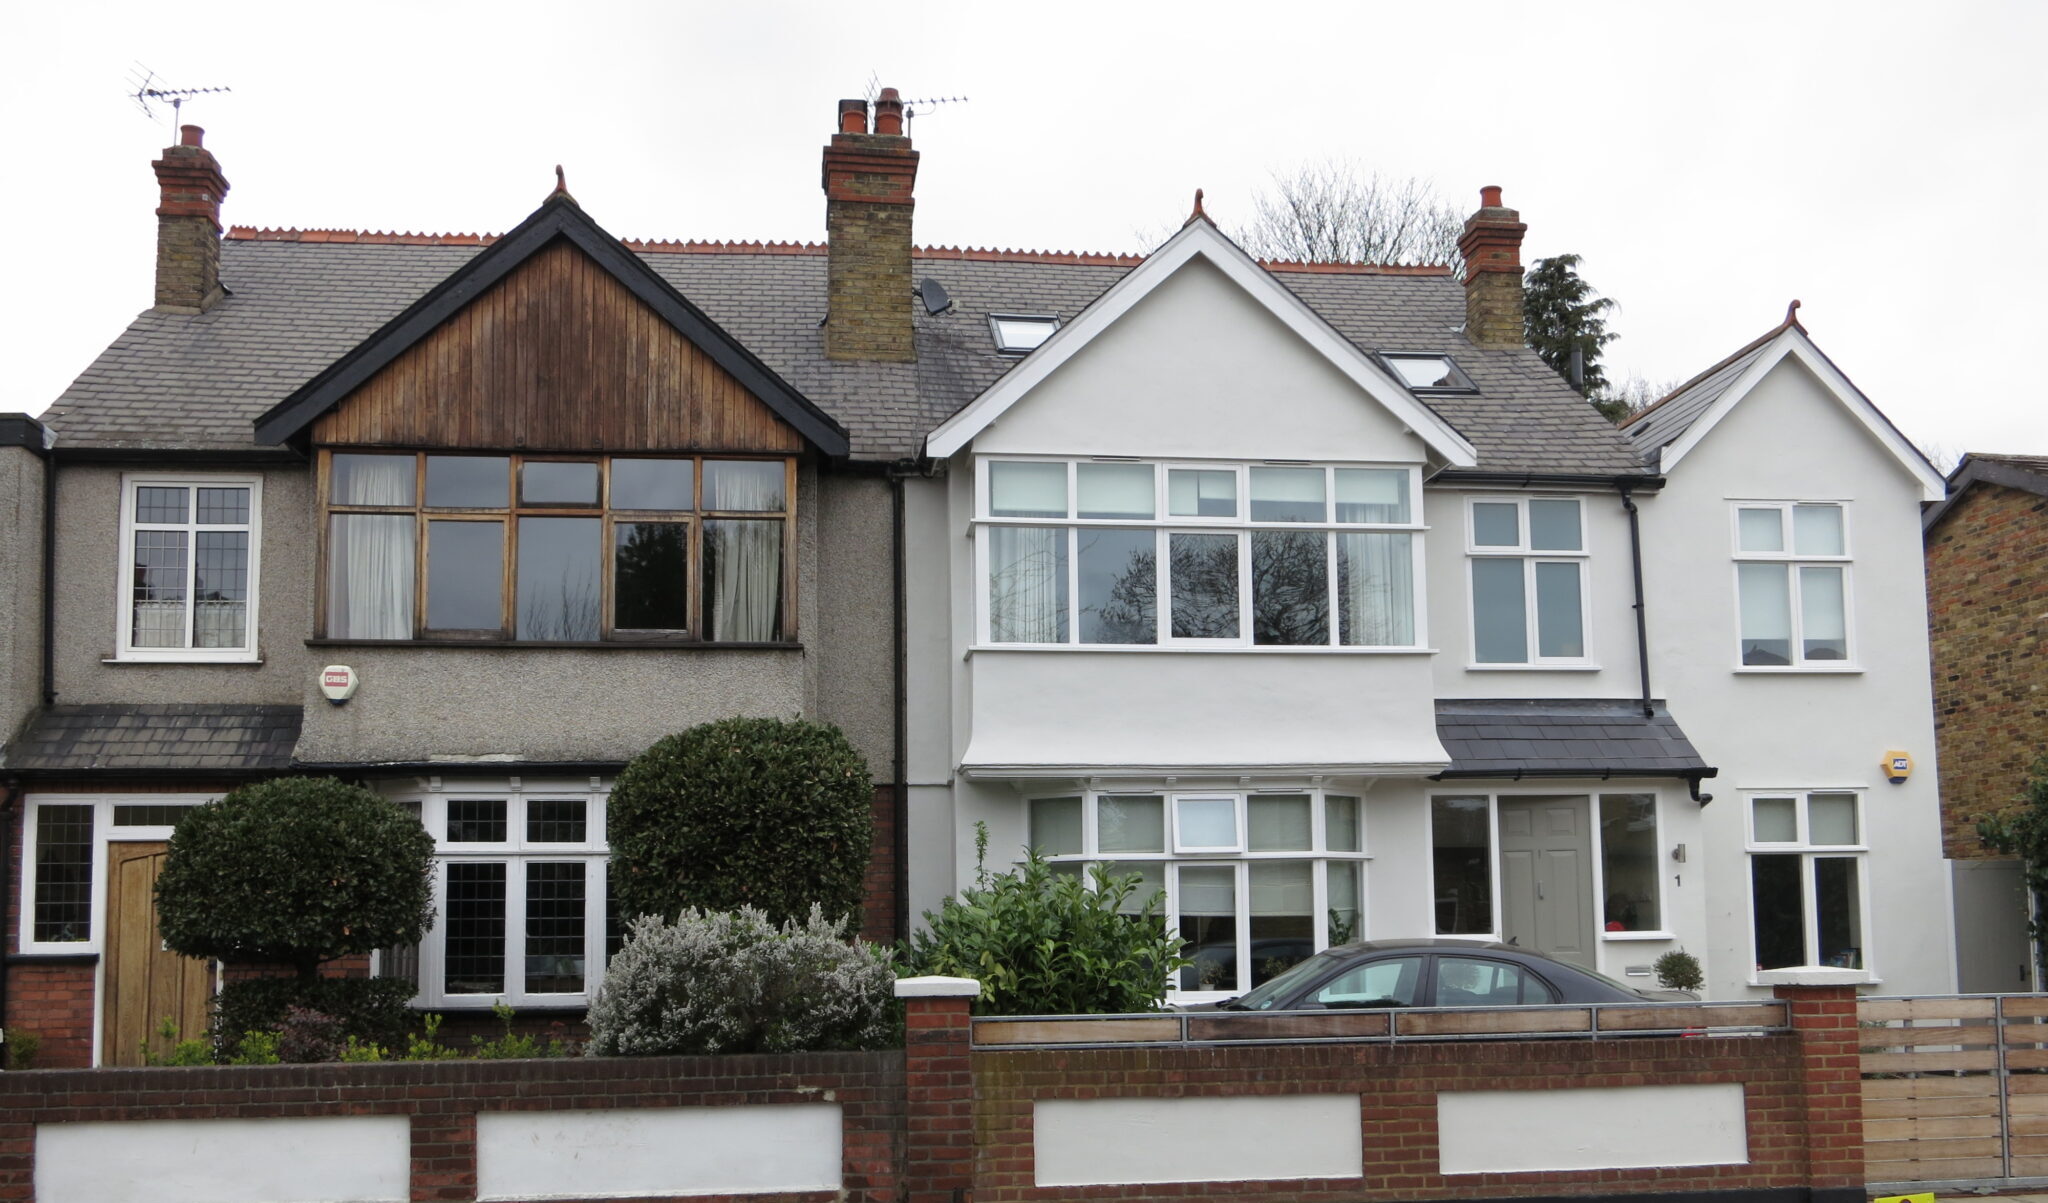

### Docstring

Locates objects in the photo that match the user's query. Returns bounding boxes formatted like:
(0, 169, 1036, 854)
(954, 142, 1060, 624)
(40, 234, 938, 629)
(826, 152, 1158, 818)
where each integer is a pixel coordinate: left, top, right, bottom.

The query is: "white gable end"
(925, 220, 1476, 464)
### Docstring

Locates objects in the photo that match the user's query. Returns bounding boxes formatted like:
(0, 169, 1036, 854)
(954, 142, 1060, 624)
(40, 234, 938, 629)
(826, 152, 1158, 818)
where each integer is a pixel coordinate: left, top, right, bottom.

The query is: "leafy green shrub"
(609, 717, 873, 926)
(212, 977, 416, 1060)
(141, 1017, 215, 1066)
(156, 777, 436, 978)
(4, 1030, 39, 1070)
(899, 827, 1189, 1015)
(229, 1030, 282, 1066)
(587, 905, 894, 1055)
(1654, 949, 1705, 992)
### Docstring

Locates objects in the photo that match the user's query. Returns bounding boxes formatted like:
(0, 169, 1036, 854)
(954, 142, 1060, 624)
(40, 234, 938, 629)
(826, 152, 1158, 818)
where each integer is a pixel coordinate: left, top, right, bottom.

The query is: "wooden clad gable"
(314, 238, 803, 453)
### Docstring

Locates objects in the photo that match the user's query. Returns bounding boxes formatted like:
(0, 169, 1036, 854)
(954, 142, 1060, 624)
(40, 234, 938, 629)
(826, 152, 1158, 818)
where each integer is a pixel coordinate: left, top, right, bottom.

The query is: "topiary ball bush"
(156, 777, 436, 977)
(609, 716, 873, 927)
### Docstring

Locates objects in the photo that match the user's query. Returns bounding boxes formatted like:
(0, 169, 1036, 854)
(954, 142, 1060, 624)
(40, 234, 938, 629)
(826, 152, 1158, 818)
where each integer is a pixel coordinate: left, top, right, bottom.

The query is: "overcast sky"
(4, 1, 2043, 463)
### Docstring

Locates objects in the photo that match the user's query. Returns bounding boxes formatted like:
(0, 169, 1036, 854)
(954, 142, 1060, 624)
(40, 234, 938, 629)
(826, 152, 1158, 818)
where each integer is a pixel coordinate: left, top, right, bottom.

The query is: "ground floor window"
(16, 796, 209, 954)
(1748, 790, 1865, 971)
(1428, 791, 1667, 941)
(375, 786, 611, 1008)
(1025, 787, 1365, 996)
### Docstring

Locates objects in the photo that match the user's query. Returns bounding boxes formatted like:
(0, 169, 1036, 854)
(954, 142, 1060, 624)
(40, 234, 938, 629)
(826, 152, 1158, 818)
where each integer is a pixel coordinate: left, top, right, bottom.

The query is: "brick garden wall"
(1927, 480, 2048, 859)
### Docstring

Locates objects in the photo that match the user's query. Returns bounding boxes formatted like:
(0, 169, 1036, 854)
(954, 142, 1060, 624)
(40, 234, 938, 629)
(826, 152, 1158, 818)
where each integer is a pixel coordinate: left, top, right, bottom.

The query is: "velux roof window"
(1378, 352, 1477, 394)
(989, 314, 1060, 355)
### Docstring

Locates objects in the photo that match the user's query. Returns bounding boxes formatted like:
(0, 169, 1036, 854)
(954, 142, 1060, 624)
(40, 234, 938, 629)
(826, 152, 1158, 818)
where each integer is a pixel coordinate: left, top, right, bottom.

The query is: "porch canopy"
(1432, 698, 1716, 797)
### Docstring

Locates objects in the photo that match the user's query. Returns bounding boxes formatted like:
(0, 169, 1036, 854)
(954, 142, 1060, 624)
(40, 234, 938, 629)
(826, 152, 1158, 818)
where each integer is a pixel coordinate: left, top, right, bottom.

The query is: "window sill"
(406, 999, 591, 1012)
(1733, 665, 1864, 675)
(103, 654, 263, 666)
(967, 645, 1437, 656)
(8, 950, 100, 964)
(1601, 930, 1676, 942)
(1463, 662, 1601, 672)
(305, 638, 803, 651)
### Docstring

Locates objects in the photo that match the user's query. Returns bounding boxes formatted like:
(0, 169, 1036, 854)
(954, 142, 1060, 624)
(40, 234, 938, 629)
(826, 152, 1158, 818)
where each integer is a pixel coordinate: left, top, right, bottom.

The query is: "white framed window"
(16, 794, 218, 955)
(384, 787, 611, 1008)
(977, 457, 1426, 651)
(1731, 501, 1852, 668)
(1428, 791, 1670, 943)
(1466, 495, 1588, 666)
(1745, 790, 1867, 973)
(1023, 786, 1367, 999)
(116, 475, 262, 661)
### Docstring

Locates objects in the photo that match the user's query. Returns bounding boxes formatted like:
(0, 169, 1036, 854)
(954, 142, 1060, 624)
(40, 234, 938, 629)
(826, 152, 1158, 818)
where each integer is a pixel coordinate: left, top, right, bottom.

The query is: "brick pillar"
(1457, 185, 1526, 349)
(411, 1111, 477, 1202)
(1775, 982, 1865, 1203)
(897, 975, 979, 1203)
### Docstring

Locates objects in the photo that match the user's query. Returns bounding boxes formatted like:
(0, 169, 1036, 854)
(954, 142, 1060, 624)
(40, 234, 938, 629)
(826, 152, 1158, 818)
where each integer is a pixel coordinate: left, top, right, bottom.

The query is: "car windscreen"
(1233, 949, 1344, 1010)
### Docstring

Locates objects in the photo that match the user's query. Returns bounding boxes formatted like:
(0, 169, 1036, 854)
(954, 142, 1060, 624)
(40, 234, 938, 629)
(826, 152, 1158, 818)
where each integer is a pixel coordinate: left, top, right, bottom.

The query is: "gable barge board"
(254, 195, 849, 457)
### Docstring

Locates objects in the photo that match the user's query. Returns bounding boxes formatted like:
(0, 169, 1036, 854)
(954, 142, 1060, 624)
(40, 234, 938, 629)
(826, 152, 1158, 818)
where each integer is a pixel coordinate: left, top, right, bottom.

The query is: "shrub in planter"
(899, 828, 1190, 1015)
(586, 905, 894, 1055)
(157, 777, 436, 977)
(609, 717, 873, 927)
(1654, 949, 1705, 993)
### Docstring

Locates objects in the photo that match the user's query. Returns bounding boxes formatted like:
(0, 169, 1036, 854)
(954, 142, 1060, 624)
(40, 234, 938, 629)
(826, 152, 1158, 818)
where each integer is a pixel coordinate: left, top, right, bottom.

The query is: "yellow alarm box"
(1883, 750, 1913, 784)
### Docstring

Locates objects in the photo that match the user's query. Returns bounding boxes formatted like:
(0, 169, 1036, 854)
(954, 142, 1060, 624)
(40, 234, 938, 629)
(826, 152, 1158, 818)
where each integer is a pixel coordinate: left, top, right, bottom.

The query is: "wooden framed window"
(318, 451, 796, 644)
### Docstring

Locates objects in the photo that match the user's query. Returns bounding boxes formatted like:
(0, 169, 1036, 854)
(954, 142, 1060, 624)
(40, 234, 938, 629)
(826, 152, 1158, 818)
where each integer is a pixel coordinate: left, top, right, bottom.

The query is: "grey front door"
(1498, 796, 1595, 970)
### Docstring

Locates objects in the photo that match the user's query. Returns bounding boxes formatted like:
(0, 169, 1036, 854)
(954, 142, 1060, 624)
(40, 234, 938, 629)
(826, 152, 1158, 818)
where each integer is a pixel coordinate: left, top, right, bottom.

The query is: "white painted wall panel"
(1437, 1083, 1747, 1174)
(1034, 1095, 1361, 1186)
(37, 1115, 410, 1203)
(476, 1104, 841, 1201)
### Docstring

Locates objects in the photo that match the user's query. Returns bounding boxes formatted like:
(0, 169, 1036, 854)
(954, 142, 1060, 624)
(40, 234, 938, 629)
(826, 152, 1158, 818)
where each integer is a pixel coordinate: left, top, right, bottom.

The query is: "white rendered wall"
(475, 1104, 842, 1201)
(1437, 1083, 1747, 1173)
(1644, 357, 1954, 998)
(1033, 1095, 1363, 1186)
(37, 1115, 410, 1203)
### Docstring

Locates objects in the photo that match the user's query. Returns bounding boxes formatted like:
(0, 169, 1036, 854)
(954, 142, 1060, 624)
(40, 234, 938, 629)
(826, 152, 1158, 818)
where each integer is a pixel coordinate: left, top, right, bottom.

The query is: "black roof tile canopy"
(3, 704, 303, 776)
(1433, 698, 1717, 798)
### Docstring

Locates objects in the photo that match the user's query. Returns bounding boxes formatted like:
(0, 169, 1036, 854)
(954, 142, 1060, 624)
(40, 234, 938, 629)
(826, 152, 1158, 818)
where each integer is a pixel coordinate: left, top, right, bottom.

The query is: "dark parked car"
(1192, 938, 1696, 1011)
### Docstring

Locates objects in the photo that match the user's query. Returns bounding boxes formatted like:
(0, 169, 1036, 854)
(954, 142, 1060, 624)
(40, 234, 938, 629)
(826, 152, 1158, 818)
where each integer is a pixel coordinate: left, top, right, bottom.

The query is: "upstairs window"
(117, 476, 262, 661)
(979, 459, 1424, 650)
(989, 314, 1060, 355)
(321, 452, 794, 644)
(1467, 496, 1587, 665)
(1733, 502, 1850, 667)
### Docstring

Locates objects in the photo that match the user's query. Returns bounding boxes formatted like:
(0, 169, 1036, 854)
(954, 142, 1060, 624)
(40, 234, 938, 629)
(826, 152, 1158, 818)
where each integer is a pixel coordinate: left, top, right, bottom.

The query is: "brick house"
(0, 89, 1960, 1066)
(1924, 452, 2048, 991)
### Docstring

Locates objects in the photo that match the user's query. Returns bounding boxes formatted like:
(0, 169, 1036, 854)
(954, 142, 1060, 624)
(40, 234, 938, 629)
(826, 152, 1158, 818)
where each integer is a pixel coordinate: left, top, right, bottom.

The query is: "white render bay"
(904, 216, 1956, 1003)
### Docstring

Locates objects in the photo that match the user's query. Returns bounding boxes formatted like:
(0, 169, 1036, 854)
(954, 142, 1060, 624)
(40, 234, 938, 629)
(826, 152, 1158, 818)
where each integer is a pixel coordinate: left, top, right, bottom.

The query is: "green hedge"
(212, 977, 416, 1060)
(609, 717, 873, 927)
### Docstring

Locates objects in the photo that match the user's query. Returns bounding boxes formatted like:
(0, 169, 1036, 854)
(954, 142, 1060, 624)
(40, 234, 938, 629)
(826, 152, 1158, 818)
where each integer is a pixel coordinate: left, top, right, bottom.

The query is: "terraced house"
(0, 90, 1957, 1065)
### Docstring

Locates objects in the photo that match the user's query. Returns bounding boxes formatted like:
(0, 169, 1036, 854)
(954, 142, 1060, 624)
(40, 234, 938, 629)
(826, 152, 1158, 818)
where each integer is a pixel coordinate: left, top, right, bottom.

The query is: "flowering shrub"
(586, 905, 894, 1055)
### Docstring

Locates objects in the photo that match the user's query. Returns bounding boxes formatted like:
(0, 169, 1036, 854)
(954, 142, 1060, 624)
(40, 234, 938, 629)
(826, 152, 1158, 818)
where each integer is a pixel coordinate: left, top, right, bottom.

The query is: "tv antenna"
(126, 64, 232, 128)
(899, 96, 968, 136)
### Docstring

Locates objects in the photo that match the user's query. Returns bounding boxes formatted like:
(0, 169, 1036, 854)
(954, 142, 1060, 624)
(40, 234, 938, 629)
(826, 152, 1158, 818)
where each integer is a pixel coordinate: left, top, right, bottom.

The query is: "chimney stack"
(152, 125, 230, 313)
(1457, 185, 1527, 349)
(822, 88, 919, 362)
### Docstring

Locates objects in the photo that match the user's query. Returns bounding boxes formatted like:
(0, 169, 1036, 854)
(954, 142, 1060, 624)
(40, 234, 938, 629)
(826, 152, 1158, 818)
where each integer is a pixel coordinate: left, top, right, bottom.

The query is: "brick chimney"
(152, 125, 231, 313)
(1457, 185, 1526, 349)
(822, 88, 919, 362)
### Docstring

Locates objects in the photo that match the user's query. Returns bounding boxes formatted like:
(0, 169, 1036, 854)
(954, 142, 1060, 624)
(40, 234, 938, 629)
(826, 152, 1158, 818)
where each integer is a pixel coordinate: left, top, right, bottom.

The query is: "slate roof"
(43, 234, 1649, 474)
(1621, 328, 1781, 463)
(2, 704, 303, 773)
(1434, 698, 1713, 779)
(1923, 451, 2048, 530)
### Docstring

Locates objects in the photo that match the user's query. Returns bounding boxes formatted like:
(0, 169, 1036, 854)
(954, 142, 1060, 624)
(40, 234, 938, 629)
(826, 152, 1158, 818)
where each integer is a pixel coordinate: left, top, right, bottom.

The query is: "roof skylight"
(1377, 352, 1478, 393)
(989, 313, 1060, 355)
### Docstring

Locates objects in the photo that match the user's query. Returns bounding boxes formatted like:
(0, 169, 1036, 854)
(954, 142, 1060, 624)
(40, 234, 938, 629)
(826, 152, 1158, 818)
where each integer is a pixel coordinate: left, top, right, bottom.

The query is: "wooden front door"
(103, 842, 214, 1066)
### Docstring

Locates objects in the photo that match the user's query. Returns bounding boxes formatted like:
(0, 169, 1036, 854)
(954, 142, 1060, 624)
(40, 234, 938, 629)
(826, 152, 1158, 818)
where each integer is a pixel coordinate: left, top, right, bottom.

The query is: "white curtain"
(193, 531, 249, 648)
(706, 520, 782, 641)
(130, 531, 187, 648)
(1337, 532, 1414, 646)
(988, 525, 1067, 643)
(329, 457, 416, 639)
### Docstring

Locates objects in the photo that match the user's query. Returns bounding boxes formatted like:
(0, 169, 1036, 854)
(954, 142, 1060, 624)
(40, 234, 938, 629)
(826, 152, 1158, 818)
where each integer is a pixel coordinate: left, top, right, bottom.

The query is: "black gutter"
(1432, 765, 1719, 802)
(49, 446, 305, 467)
(1620, 484, 1654, 720)
(38, 437, 55, 708)
(288, 760, 630, 775)
(1429, 470, 1665, 491)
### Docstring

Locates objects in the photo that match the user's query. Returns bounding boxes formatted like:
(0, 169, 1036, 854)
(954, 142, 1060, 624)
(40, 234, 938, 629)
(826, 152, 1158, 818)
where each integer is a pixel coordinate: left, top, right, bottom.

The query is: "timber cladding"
(311, 237, 804, 454)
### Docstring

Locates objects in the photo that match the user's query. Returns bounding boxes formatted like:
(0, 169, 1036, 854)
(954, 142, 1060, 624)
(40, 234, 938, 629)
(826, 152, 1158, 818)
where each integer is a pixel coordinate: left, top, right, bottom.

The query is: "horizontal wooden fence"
(1860, 993, 2048, 1187)
(973, 1000, 1791, 1047)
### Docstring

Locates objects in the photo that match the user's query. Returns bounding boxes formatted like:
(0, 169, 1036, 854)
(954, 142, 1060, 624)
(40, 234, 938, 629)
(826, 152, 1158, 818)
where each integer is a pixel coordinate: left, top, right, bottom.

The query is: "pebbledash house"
(0, 90, 1957, 1065)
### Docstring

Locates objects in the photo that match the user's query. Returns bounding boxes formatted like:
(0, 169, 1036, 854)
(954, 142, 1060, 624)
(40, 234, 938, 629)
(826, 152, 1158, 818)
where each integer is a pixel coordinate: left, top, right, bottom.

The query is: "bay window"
(1467, 495, 1586, 665)
(981, 458, 1423, 649)
(117, 476, 261, 661)
(1748, 791, 1866, 971)
(321, 451, 793, 643)
(1733, 502, 1850, 667)
(1024, 787, 1367, 996)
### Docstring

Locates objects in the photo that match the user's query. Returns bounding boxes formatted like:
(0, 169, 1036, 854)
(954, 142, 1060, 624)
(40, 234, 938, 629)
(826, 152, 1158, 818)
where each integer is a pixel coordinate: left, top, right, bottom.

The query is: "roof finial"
(550, 165, 575, 204)
(1783, 298, 1803, 331)
(1183, 188, 1208, 228)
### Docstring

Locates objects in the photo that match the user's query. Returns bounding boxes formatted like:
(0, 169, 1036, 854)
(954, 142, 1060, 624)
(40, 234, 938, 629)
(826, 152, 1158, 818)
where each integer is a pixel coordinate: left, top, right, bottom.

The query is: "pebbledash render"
(1, 90, 1956, 1065)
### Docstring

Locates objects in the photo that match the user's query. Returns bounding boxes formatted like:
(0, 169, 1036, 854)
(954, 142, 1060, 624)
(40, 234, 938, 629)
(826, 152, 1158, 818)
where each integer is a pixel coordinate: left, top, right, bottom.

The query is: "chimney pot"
(1479, 184, 1502, 208)
(180, 124, 205, 148)
(838, 98, 868, 134)
(874, 88, 905, 136)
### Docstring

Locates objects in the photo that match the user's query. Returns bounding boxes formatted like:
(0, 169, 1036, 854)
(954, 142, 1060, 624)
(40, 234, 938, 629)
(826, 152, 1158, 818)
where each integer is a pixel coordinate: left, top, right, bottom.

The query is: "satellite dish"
(918, 277, 953, 316)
